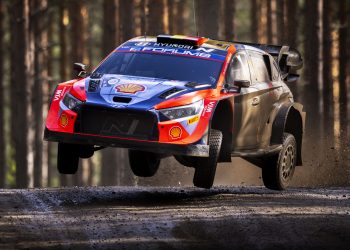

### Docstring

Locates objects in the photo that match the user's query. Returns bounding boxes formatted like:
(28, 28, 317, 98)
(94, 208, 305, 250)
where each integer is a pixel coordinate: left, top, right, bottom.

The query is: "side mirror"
(73, 63, 87, 78)
(234, 80, 250, 88)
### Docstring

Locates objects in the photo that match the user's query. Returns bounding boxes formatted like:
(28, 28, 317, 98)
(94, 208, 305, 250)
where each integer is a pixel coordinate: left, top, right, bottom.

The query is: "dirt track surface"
(0, 186, 349, 250)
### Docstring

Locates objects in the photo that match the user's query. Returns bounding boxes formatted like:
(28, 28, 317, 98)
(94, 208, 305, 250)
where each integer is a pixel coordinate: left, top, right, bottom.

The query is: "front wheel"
(128, 150, 161, 177)
(57, 143, 79, 174)
(262, 133, 297, 190)
(193, 129, 222, 189)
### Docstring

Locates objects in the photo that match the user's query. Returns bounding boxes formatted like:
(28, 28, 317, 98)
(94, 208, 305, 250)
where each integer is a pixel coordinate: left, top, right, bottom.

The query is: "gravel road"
(0, 186, 349, 250)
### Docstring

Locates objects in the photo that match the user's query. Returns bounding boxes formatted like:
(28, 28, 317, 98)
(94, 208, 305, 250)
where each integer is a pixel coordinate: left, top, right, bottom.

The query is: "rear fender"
(270, 102, 306, 165)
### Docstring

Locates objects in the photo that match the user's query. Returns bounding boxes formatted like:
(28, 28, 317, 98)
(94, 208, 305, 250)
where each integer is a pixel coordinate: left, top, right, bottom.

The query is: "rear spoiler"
(232, 41, 303, 81)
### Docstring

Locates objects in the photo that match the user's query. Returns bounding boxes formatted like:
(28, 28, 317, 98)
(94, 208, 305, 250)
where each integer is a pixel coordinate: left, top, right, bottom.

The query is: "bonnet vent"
(159, 87, 185, 99)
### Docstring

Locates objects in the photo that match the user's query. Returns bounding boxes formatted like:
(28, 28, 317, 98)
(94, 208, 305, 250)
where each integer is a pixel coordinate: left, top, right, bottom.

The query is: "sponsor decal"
(188, 115, 199, 125)
(154, 42, 194, 50)
(53, 87, 66, 101)
(54, 90, 62, 101)
(108, 79, 120, 85)
(115, 83, 145, 94)
(197, 48, 215, 53)
(128, 47, 212, 59)
(169, 126, 182, 139)
(134, 42, 215, 52)
(135, 42, 151, 46)
(59, 113, 68, 128)
(203, 101, 215, 114)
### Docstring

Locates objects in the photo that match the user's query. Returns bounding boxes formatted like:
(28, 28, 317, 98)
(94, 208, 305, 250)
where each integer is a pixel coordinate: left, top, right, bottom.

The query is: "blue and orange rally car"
(44, 35, 305, 190)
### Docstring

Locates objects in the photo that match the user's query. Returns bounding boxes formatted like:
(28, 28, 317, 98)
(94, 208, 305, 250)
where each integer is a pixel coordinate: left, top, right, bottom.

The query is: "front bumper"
(44, 128, 209, 157)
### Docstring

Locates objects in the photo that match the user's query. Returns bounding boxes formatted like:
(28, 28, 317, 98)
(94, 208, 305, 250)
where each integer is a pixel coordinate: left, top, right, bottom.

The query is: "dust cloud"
(136, 117, 350, 188)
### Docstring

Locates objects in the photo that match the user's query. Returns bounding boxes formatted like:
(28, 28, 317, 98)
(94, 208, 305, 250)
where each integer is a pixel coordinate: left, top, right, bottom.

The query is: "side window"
(271, 59, 280, 81)
(226, 52, 251, 84)
(249, 52, 270, 82)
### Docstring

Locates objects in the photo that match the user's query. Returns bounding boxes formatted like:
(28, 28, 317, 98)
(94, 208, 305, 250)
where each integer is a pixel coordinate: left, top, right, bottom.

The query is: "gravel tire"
(129, 150, 161, 177)
(262, 133, 297, 190)
(193, 129, 223, 189)
(57, 143, 79, 174)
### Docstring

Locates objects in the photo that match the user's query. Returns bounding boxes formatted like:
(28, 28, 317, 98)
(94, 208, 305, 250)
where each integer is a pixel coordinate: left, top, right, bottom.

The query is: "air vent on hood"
(113, 96, 132, 103)
(185, 82, 211, 88)
(90, 72, 103, 78)
(88, 79, 100, 92)
(159, 87, 185, 99)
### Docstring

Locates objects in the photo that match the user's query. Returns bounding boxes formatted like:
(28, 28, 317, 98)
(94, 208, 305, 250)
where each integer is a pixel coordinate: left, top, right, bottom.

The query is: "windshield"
(94, 52, 223, 85)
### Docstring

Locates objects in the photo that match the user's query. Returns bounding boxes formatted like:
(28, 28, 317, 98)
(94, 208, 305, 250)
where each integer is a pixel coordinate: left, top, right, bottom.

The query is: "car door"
(248, 51, 281, 148)
(226, 50, 261, 150)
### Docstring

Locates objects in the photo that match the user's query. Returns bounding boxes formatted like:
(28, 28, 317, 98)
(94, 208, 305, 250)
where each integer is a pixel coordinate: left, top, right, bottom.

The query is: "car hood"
(84, 74, 210, 110)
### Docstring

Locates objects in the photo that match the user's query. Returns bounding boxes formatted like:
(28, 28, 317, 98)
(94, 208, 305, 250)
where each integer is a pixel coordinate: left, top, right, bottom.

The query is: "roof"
(127, 35, 266, 54)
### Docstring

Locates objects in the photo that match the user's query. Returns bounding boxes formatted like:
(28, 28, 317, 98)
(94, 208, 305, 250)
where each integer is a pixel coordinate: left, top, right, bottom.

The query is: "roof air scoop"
(156, 35, 207, 48)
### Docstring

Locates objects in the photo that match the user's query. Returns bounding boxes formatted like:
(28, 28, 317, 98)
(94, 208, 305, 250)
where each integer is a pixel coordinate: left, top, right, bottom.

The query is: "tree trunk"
(266, 0, 272, 44)
(0, 0, 5, 188)
(286, 0, 298, 48)
(68, 0, 85, 186)
(224, 0, 235, 41)
(338, 0, 348, 138)
(322, 0, 333, 131)
(31, 0, 48, 187)
(59, 1, 68, 186)
(285, 0, 299, 100)
(196, 0, 219, 38)
(250, 0, 259, 42)
(101, 0, 119, 186)
(69, 0, 84, 67)
(147, 0, 165, 35)
(59, 1, 67, 82)
(303, 0, 320, 129)
(174, 1, 185, 35)
(276, 0, 285, 44)
(120, 0, 134, 41)
(167, 0, 174, 34)
(101, 148, 119, 186)
(10, 0, 30, 188)
(140, 0, 146, 36)
(46, 6, 54, 187)
(102, 0, 117, 56)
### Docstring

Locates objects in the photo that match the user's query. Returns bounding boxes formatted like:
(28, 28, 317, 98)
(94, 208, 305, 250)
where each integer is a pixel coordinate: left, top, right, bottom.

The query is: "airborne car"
(44, 35, 305, 190)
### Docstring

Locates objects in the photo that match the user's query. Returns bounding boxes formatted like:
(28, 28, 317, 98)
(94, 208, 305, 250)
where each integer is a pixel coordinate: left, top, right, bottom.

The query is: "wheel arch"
(210, 97, 234, 162)
(270, 103, 305, 166)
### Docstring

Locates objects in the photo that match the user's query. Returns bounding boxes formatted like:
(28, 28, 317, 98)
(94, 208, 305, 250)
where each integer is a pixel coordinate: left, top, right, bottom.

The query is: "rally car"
(44, 35, 305, 190)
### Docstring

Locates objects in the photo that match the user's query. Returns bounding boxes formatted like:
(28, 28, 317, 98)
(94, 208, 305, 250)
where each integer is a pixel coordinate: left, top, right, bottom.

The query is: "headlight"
(158, 99, 204, 121)
(62, 93, 83, 110)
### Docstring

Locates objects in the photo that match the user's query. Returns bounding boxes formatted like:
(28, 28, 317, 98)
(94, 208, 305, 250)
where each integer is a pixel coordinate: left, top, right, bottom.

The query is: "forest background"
(0, 0, 349, 188)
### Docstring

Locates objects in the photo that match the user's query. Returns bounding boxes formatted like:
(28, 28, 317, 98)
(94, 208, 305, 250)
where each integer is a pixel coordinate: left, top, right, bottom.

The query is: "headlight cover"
(158, 99, 204, 121)
(62, 92, 83, 111)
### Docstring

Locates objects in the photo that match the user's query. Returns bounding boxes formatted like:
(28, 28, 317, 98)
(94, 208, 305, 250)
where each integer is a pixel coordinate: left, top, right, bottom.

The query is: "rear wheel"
(262, 133, 297, 190)
(128, 150, 161, 177)
(57, 143, 79, 174)
(193, 129, 222, 189)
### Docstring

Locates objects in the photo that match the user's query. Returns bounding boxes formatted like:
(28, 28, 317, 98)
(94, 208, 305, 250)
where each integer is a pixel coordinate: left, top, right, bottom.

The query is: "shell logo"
(169, 126, 182, 139)
(115, 83, 145, 94)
